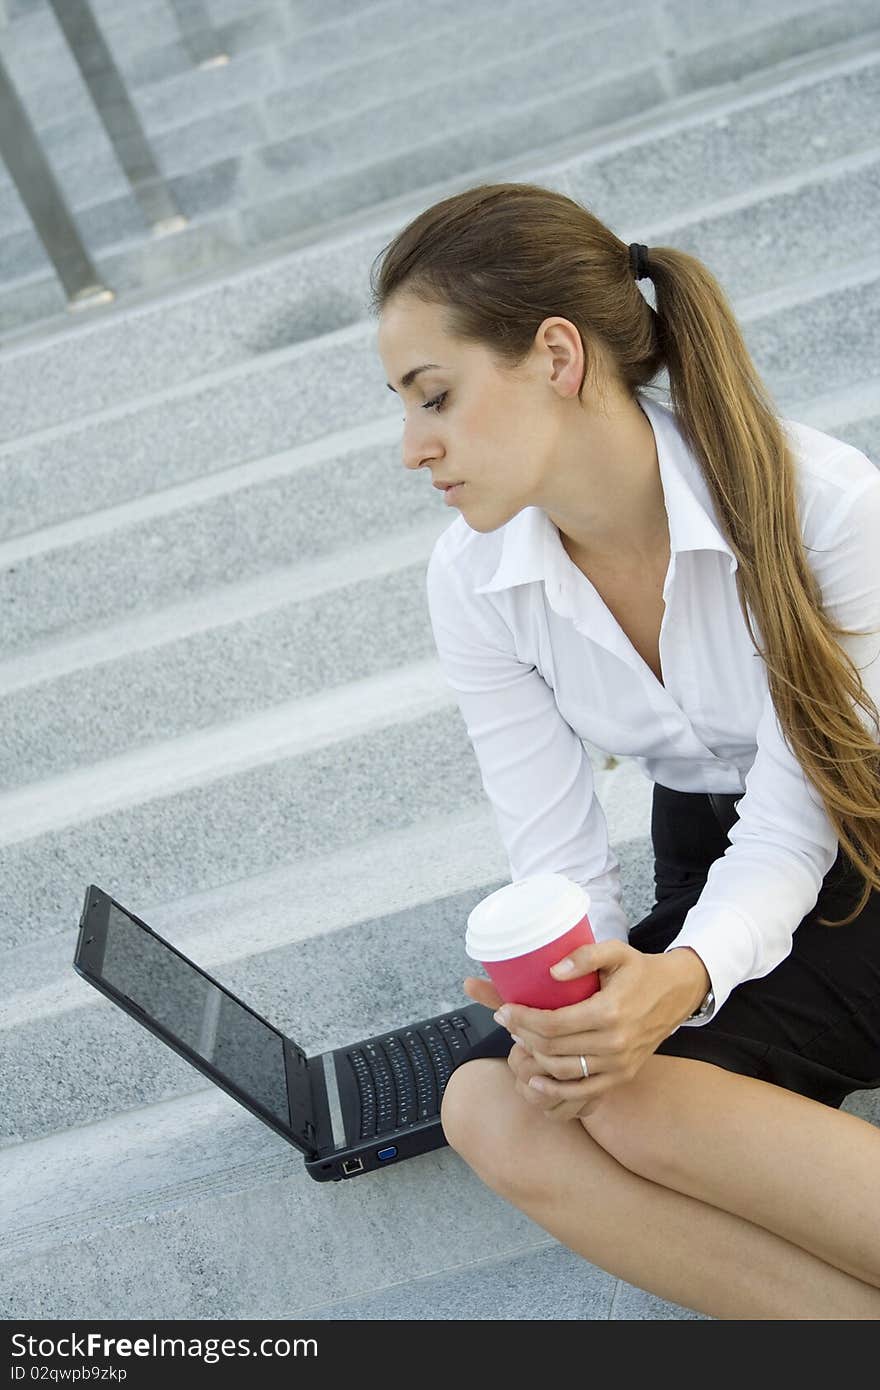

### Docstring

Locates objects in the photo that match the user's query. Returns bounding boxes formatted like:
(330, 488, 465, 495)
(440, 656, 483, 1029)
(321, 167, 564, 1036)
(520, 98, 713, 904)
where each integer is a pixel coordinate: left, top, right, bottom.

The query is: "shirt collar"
(472, 393, 738, 596)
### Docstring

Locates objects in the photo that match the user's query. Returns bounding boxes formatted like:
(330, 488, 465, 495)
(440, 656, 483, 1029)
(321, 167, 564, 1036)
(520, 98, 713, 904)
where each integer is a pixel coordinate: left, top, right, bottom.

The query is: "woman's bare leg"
(440, 1059, 880, 1319)
(580, 1054, 880, 1289)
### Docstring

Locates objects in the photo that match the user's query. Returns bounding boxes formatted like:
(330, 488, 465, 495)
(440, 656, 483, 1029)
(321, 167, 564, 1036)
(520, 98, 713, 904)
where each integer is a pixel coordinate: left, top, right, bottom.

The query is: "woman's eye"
(400, 392, 448, 423)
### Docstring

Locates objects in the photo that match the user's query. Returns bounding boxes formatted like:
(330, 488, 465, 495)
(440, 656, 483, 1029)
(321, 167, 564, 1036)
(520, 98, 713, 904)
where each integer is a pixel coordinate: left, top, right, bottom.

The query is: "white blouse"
(425, 392, 880, 1025)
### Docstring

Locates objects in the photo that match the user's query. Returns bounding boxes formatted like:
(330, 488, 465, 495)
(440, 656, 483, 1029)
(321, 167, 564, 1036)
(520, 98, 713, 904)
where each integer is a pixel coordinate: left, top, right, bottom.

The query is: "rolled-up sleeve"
(426, 541, 630, 945)
(666, 472, 880, 1024)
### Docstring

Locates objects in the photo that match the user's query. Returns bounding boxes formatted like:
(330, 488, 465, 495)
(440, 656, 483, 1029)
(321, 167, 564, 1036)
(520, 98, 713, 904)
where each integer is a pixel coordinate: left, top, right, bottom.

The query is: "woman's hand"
(463, 941, 708, 1123)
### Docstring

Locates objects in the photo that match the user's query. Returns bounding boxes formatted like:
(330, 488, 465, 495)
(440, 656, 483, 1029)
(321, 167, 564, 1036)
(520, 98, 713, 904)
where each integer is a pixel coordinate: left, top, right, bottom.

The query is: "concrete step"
(0, 0, 591, 178)
(2, 37, 877, 432)
(0, 1080, 707, 1320)
(0, 1071, 621, 1319)
(6, 0, 628, 121)
(1, 14, 877, 335)
(1, 754, 651, 1144)
(0, 102, 273, 211)
(0, 514, 447, 789)
(0, 377, 877, 795)
(3, 2, 879, 1324)
(2, 752, 876, 1316)
(1, 248, 878, 579)
(0, 0, 370, 93)
(9, 0, 875, 166)
(17, 42, 280, 145)
(0, 0, 558, 208)
(0, 757, 663, 1321)
(0, 668, 474, 948)
(0, 13, 669, 276)
(0, 215, 250, 337)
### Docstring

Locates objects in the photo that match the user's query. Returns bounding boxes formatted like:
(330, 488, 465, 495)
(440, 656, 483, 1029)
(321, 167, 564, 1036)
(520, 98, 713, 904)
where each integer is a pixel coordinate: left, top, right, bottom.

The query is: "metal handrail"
(168, 0, 230, 69)
(0, 0, 231, 320)
(47, 0, 187, 236)
(0, 45, 112, 309)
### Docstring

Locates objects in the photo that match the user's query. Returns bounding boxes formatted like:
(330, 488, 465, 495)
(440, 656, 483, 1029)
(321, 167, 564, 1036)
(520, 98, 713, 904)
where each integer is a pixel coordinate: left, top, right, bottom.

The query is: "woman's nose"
(402, 422, 442, 472)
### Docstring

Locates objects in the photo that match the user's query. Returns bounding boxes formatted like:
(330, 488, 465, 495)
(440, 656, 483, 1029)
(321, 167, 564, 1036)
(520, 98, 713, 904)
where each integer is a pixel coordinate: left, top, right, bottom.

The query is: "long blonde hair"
(369, 181, 880, 926)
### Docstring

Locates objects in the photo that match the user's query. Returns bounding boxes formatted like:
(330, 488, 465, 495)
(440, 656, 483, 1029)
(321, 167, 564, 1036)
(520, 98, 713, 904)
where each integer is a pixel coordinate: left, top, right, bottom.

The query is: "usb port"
(376, 1146, 398, 1162)
(342, 1157, 364, 1176)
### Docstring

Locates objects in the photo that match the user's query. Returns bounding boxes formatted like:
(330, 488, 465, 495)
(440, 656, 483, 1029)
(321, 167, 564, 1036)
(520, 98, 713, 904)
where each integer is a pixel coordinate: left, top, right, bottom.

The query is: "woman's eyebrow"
(386, 363, 445, 393)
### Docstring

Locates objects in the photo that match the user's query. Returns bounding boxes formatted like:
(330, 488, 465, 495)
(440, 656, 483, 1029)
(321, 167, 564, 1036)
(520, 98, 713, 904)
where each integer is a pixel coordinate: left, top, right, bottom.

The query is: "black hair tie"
(628, 243, 651, 280)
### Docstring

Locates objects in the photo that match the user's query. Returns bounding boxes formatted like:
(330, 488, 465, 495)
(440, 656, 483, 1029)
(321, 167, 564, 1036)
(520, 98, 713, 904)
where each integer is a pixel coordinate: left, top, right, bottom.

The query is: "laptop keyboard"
(347, 1015, 472, 1138)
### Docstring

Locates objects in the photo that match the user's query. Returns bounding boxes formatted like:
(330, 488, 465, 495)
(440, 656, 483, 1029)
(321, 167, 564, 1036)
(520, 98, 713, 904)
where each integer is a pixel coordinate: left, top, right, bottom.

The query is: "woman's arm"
(426, 534, 630, 945)
(663, 471, 880, 1022)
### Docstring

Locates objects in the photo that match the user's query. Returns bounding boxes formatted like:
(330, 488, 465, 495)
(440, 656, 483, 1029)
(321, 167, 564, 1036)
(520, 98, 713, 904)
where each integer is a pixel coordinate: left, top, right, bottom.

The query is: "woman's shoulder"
(780, 414, 879, 541)
(782, 414, 877, 495)
(425, 515, 521, 650)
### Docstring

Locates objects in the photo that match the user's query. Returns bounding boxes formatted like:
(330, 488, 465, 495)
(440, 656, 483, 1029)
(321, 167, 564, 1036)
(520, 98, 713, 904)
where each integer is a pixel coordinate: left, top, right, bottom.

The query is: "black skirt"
(463, 783, 880, 1110)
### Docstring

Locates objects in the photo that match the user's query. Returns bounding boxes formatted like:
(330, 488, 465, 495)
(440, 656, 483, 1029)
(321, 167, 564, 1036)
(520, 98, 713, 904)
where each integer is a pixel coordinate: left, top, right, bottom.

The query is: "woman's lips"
(444, 483, 465, 504)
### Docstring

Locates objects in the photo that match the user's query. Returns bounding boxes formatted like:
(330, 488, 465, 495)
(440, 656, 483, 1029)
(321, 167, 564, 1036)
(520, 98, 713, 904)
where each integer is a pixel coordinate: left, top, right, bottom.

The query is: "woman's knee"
(440, 1056, 543, 1188)
(578, 1060, 671, 1180)
(440, 1057, 510, 1148)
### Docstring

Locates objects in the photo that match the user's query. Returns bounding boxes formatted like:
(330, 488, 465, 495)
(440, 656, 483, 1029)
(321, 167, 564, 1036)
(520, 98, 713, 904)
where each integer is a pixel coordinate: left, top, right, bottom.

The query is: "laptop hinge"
(282, 1039, 319, 1155)
(302, 1049, 345, 1156)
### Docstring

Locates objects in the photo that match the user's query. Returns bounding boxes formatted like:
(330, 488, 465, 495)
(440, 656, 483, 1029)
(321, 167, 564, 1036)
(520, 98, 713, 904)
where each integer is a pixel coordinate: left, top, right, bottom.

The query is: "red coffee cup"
(465, 873, 600, 1010)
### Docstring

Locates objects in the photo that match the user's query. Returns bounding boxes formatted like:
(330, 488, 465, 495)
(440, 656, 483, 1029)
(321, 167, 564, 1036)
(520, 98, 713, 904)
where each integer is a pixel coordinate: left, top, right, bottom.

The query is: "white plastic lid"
(465, 873, 591, 961)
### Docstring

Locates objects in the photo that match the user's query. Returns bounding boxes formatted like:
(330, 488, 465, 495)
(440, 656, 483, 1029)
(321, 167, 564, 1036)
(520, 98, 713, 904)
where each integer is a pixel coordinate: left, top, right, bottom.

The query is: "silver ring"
(579, 1054, 589, 1079)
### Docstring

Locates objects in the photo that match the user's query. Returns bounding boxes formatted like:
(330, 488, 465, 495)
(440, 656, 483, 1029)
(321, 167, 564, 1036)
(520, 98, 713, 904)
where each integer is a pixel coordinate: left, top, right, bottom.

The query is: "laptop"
(73, 883, 497, 1182)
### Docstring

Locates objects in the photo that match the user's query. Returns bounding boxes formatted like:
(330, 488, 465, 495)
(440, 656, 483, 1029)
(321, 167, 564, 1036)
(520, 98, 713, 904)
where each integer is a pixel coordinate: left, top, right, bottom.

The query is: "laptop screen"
(101, 901, 291, 1129)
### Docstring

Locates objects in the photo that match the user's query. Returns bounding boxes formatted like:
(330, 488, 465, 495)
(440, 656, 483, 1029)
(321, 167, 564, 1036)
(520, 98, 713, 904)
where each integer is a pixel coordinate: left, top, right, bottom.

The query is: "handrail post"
(167, 0, 230, 69)
(0, 47, 113, 310)
(46, 0, 188, 235)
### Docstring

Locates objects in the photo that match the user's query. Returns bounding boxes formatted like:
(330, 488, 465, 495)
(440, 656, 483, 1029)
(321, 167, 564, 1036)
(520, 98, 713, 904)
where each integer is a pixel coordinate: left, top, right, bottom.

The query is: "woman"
(372, 182, 880, 1319)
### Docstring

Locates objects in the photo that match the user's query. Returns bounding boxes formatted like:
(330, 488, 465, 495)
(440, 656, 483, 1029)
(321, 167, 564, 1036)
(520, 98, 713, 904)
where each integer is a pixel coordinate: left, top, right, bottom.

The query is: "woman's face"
(377, 293, 565, 533)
